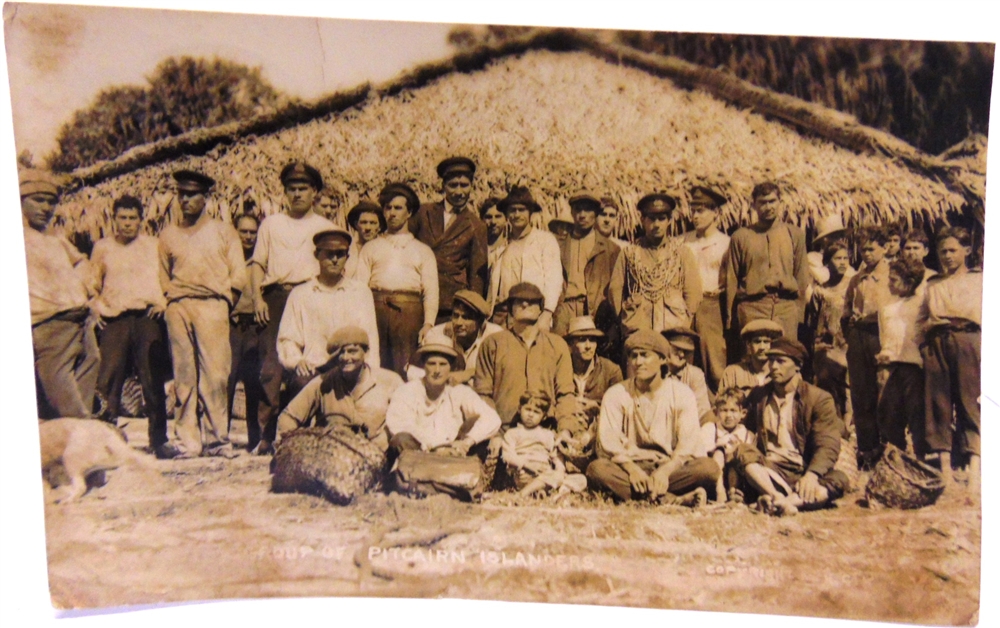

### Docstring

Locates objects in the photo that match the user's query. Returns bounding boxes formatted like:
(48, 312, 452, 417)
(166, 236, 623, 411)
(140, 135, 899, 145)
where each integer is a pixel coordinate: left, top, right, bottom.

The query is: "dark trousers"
(923, 328, 981, 456)
(731, 443, 849, 501)
(32, 312, 100, 419)
(96, 311, 169, 447)
(228, 314, 263, 449)
(585, 457, 720, 502)
(373, 291, 424, 377)
(877, 362, 925, 455)
(693, 294, 726, 393)
(846, 324, 881, 455)
(258, 286, 293, 443)
(813, 350, 849, 420)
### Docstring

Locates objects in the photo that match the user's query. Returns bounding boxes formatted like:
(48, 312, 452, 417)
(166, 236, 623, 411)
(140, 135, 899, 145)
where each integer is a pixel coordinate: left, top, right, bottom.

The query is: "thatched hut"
(52, 29, 986, 248)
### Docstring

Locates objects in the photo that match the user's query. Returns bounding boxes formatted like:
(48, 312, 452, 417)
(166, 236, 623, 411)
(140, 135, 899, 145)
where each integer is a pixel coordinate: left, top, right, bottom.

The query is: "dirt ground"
(41, 418, 981, 625)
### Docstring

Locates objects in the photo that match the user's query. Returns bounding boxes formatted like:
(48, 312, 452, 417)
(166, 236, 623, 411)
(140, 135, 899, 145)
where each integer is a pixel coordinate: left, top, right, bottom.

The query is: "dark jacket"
(557, 232, 620, 314)
(410, 202, 489, 311)
(744, 378, 843, 477)
(558, 356, 623, 434)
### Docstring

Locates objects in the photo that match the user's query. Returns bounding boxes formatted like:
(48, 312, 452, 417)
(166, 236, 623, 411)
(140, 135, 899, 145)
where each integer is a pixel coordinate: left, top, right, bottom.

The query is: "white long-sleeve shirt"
(355, 231, 439, 327)
(251, 212, 337, 286)
(490, 227, 563, 313)
(878, 296, 923, 366)
(276, 277, 380, 370)
(385, 381, 501, 451)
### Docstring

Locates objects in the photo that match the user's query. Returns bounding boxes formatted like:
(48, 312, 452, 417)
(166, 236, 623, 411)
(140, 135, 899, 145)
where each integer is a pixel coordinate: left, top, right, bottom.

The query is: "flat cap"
(452, 290, 490, 319)
(498, 186, 541, 214)
(625, 329, 672, 358)
(661, 326, 699, 352)
(19, 169, 60, 198)
(689, 186, 727, 209)
(766, 337, 808, 364)
(280, 161, 323, 190)
(740, 320, 785, 339)
(636, 193, 677, 216)
(568, 194, 602, 212)
(378, 182, 420, 213)
(436, 156, 476, 181)
(507, 282, 545, 304)
(346, 200, 386, 231)
(312, 228, 353, 249)
(326, 325, 370, 354)
(173, 169, 215, 192)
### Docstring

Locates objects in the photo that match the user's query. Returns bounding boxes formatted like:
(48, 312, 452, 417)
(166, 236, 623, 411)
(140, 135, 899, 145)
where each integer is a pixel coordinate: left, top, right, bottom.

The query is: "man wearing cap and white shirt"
(405, 289, 503, 385)
(588, 329, 719, 506)
(553, 194, 621, 336)
(488, 187, 563, 330)
(730, 337, 848, 516)
(277, 326, 402, 451)
(277, 229, 380, 397)
(20, 168, 100, 419)
(158, 169, 247, 459)
(683, 186, 730, 392)
(410, 157, 489, 324)
(718, 320, 784, 395)
(249, 161, 338, 454)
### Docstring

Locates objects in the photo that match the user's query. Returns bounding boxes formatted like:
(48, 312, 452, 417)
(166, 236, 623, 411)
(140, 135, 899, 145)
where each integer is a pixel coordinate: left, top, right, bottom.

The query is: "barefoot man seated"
(731, 337, 849, 516)
(587, 329, 719, 507)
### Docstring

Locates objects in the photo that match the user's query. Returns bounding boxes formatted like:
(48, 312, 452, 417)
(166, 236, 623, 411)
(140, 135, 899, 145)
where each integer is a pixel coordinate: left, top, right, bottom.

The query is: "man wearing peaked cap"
(552, 193, 621, 339)
(173, 169, 216, 192)
(608, 191, 702, 366)
(587, 327, 720, 506)
(20, 168, 100, 419)
(410, 156, 489, 325)
(683, 184, 731, 393)
(489, 186, 562, 330)
(276, 325, 403, 451)
(246, 160, 338, 455)
(719, 319, 784, 395)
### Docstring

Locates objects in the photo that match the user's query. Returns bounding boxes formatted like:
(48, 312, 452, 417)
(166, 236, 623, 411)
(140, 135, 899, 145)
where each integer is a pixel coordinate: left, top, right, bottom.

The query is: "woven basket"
(270, 427, 386, 505)
(865, 444, 944, 509)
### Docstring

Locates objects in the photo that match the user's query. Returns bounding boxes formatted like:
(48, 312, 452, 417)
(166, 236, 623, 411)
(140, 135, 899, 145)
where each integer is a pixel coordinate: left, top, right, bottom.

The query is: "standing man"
(91, 195, 170, 452)
(355, 183, 439, 376)
(249, 161, 338, 454)
(595, 197, 628, 248)
(488, 187, 563, 329)
(344, 200, 384, 279)
(20, 169, 99, 419)
(158, 169, 247, 459)
(723, 182, 810, 344)
(411, 157, 488, 323)
(227, 212, 264, 451)
(553, 193, 621, 336)
(683, 186, 730, 392)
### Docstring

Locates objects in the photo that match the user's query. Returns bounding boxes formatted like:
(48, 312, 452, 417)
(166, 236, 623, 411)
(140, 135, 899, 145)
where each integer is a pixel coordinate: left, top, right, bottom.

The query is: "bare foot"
(678, 487, 708, 509)
(773, 497, 799, 517)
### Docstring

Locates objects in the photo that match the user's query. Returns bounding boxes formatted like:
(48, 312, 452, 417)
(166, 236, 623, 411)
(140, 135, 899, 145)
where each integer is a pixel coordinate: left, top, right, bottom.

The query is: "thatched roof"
(56, 28, 983, 242)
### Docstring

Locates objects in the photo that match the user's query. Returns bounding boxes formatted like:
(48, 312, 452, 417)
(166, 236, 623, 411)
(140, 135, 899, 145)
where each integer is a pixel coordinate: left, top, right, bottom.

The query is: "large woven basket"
(865, 444, 944, 509)
(270, 426, 386, 505)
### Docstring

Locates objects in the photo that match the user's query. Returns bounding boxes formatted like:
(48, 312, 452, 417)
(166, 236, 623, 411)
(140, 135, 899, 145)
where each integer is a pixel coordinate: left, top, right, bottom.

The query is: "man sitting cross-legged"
(730, 337, 849, 516)
(587, 329, 719, 507)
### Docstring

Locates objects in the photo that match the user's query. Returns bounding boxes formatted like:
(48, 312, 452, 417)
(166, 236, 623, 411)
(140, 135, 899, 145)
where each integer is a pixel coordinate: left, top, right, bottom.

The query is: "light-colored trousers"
(165, 298, 232, 454)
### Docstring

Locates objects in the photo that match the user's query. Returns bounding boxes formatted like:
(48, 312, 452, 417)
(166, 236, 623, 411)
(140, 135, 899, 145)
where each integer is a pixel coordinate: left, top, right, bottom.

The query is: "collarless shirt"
(159, 216, 247, 305)
(718, 360, 770, 394)
(762, 387, 804, 469)
(251, 212, 337, 286)
(91, 235, 167, 317)
(355, 231, 439, 327)
(921, 269, 982, 328)
(23, 226, 91, 324)
(385, 381, 501, 451)
(878, 295, 923, 366)
(683, 230, 730, 294)
(491, 227, 563, 313)
(665, 363, 713, 420)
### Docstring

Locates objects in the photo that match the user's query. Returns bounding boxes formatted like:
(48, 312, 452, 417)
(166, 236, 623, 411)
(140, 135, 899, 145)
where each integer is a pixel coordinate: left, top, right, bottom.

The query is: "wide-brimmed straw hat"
(563, 316, 605, 340)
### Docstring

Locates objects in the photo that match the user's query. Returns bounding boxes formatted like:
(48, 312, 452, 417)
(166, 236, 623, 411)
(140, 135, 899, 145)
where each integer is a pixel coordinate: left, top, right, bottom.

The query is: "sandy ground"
(41, 418, 980, 625)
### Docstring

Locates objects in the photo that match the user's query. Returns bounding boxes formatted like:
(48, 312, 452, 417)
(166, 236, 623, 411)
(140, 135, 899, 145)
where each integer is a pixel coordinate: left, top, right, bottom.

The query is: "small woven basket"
(865, 444, 944, 509)
(271, 426, 386, 505)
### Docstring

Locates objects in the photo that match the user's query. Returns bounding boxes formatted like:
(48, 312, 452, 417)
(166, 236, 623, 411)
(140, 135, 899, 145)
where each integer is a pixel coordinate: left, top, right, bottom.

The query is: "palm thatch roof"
(54, 28, 985, 242)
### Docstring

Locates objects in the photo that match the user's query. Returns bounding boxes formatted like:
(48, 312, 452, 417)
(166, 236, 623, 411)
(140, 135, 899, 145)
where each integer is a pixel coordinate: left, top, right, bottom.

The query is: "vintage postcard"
(1, 2, 996, 627)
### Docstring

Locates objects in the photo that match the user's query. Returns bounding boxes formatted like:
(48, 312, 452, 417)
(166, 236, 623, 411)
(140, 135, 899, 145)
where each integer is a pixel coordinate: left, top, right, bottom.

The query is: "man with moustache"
(718, 320, 784, 395)
(410, 157, 489, 323)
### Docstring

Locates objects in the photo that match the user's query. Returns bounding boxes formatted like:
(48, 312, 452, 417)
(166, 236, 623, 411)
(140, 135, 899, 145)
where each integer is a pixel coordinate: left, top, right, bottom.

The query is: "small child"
(502, 391, 587, 498)
(701, 388, 756, 503)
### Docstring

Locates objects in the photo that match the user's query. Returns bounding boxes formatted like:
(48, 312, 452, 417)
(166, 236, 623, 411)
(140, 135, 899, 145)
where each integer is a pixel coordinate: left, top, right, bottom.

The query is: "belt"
(372, 289, 422, 302)
(263, 282, 303, 295)
(702, 291, 721, 298)
(562, 294, 587, 302)
(103, 308, 152, 322)
(740, 290, 798, 302)
(927, 321, 981, 336)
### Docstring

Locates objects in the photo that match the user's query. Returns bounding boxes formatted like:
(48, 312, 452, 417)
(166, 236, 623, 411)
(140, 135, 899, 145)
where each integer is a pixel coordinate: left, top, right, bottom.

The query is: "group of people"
(20, 153, 982, 514)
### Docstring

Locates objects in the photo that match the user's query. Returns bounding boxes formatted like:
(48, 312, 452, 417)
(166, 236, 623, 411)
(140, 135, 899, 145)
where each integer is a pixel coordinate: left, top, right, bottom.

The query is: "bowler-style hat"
(636, 193, 677, 217)
(766, 337, 808, 364)
(689, 186, 727, 209)
(563, 316, 605, 340)
(661, 326, 699, 352)
(624, 329, 672, 359)
(740, 320, 785, 339)
(173, 169, 215, 193)
(313, 228, 353, 249)
(498, 186, 542, 214)
(280, 161, 324, 190)
(346, 200, 387, 232)
(436, 156, 476, 181)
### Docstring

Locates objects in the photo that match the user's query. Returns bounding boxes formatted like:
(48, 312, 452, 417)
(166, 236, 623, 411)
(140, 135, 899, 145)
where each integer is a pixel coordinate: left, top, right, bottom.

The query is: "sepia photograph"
(1, 2, 996, 627)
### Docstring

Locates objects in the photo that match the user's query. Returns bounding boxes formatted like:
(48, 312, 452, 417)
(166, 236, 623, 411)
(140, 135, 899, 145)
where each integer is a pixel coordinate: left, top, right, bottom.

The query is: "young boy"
(701, 388, 756, 503)
(502, 391, 587, 498)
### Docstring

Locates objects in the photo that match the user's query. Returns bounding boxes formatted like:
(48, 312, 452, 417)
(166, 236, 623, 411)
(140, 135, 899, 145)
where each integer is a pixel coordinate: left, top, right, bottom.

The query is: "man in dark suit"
(552, 193, 621, 336)
(410, 156, 489, 324)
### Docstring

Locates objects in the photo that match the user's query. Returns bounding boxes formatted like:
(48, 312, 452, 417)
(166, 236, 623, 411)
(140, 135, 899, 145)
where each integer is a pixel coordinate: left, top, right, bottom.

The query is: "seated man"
(276, 326, 403, 451)
(587, 329, 719, 507)
(660, 327, 715, 426)
(731, 337, 849, 516)
(386, 340, 502, 500)
(405, 290, 503, 385)
(718, 320, 783, 395)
